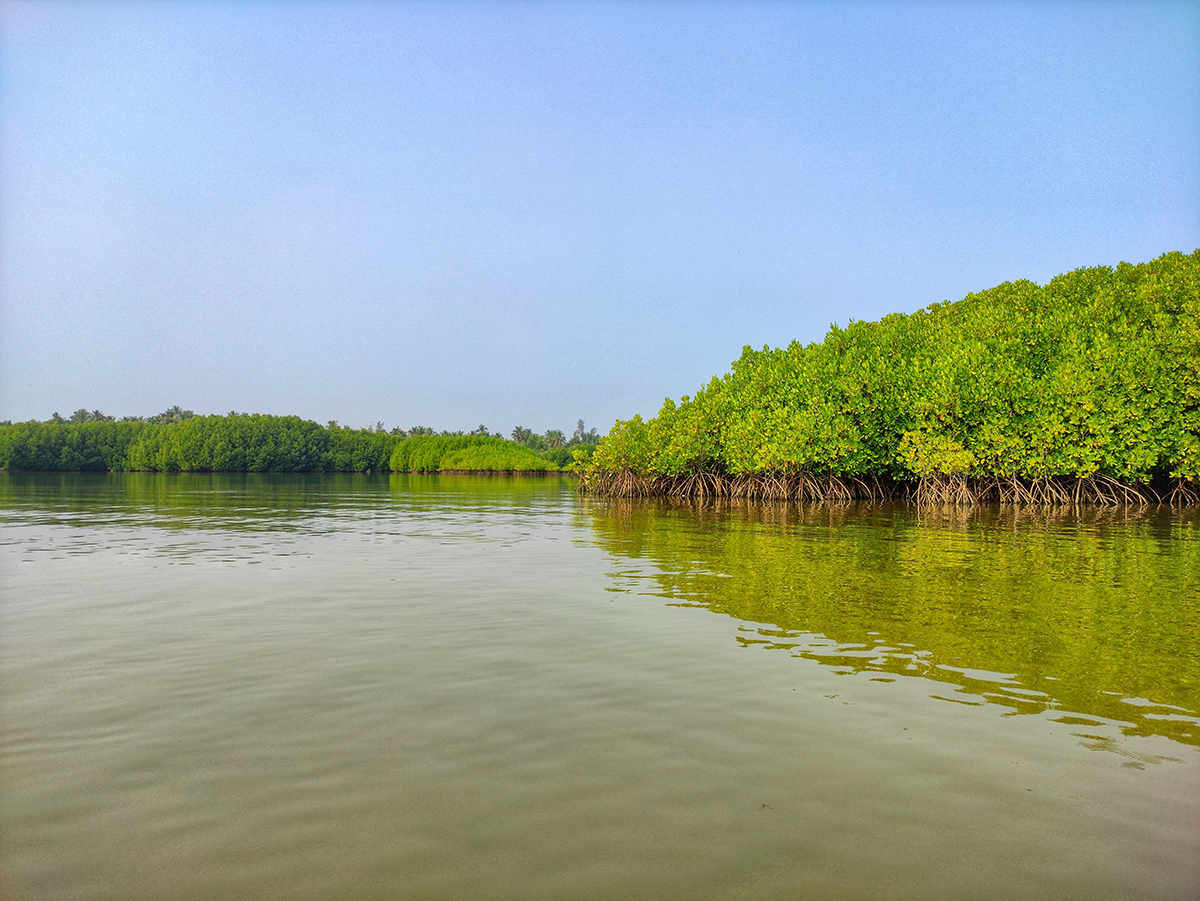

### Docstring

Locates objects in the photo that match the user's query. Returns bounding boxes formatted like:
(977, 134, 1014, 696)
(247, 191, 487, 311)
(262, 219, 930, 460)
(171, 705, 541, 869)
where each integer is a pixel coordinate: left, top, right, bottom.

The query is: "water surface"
(2, 473, 1197, 900)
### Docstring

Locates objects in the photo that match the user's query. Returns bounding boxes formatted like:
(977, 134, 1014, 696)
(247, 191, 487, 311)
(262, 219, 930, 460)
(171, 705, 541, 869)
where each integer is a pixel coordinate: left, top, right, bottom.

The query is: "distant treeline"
(582, 250, 1200, 505)
(0, 411, 602, 473)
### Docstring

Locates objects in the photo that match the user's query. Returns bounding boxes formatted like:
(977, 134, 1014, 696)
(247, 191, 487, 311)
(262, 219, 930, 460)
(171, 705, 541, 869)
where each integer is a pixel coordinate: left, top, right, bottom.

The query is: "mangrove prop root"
(579, 471, 1195, 507)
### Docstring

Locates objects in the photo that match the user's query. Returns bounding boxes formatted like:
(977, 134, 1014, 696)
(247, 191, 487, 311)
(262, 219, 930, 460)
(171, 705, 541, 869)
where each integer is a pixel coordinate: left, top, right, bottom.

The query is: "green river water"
(1, 473, 1197, 900)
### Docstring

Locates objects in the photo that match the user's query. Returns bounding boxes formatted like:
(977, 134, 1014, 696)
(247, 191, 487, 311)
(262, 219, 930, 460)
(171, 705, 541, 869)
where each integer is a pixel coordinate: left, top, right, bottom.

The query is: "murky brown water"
(2, 473, 1197, 900)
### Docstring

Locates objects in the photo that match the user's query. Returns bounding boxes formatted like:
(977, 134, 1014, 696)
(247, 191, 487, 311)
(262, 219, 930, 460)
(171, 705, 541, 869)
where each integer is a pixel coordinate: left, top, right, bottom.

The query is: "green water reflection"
(584, 498, 1200, 749)
(0, 471, 572, 531)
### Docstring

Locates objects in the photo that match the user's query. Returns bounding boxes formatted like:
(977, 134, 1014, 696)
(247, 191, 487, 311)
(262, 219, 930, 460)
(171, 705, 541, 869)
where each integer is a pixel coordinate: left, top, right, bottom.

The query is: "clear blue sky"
(2, 0, 1197, 434)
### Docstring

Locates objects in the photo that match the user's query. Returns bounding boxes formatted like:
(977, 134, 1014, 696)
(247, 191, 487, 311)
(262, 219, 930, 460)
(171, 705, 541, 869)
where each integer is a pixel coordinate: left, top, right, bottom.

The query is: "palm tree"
(571, 420, 598, 445)
(150, 405, 192, 425)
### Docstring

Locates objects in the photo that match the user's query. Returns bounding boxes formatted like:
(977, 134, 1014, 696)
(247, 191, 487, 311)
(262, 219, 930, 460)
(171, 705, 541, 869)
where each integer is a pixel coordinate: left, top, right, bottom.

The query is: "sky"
(1, 0, 1197, 435)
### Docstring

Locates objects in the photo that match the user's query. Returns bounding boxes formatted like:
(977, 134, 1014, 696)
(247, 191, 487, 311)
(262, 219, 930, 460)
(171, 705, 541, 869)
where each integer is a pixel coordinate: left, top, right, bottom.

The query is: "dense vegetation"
(582, 250, 1200, 505)
(389, 435, 557, 473)
(0, 412, 603, 474)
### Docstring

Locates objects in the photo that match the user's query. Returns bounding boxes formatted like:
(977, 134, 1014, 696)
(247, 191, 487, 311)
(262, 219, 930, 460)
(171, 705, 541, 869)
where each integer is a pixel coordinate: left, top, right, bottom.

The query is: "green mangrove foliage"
(0, 420, 147, 471)
(0, 415, 582, 473)
(389, 435, 558, 472)
(126, 414, 349, 472)
(583, 250, 1200, 504)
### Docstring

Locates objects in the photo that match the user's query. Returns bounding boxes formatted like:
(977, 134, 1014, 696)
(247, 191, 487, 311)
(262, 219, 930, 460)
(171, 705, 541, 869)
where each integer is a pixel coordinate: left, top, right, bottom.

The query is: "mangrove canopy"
(581, 250, 1200, 505)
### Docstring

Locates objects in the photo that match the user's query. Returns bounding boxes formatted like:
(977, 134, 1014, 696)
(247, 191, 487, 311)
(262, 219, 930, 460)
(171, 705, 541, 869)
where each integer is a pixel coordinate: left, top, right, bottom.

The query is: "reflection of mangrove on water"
(582, 497, 1200, 749)
(0, 471, 573, 535)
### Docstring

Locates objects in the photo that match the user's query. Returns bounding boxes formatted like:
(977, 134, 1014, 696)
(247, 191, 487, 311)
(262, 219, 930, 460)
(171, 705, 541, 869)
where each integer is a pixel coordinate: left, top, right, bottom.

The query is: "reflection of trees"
(0, 471, 573, 535)
(582, 497, 1200, 747)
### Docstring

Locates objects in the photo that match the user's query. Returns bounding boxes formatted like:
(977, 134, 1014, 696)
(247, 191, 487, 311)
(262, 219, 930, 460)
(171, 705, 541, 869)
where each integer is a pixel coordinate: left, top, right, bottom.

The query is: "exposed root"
(971, 474, 1159, 507)
(915, 473, 977, 507)
(580, 468, 1188, 507)
(575, 468, 656, 498)
(1167, 478, 1200, 506)
(583, 470, 880, 503)
(668, 471, 729, 498)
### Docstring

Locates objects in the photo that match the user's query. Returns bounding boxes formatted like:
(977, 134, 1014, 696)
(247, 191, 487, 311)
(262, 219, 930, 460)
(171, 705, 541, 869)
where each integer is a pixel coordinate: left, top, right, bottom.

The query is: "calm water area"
(2, 472, 1198, 900)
